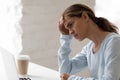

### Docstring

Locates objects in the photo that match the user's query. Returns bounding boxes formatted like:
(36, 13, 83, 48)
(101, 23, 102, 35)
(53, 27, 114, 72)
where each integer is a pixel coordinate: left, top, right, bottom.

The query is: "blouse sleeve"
(58, 34, 88, 75)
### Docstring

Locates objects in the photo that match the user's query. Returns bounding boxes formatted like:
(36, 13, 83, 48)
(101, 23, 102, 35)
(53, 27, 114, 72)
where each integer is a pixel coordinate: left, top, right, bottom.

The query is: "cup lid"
(16, 55, 30, 60)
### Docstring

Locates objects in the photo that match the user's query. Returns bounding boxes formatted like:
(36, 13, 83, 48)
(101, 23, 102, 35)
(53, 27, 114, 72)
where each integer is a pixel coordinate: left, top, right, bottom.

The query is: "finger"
(59, 16, 65, 24)
(60, 74, 64, 78)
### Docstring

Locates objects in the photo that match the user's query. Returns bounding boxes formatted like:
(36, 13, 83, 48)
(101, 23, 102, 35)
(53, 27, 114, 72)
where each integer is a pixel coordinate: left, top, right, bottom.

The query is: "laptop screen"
(0, 47, 19, 80)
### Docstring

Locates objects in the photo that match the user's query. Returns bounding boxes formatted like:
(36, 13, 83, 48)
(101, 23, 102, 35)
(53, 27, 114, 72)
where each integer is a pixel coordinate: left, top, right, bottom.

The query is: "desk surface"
(28, 62, 60, 80)
(0, 48, 60, 80)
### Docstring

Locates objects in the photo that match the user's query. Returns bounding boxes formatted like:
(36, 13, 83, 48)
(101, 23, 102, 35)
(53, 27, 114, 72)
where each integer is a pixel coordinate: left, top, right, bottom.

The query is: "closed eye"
(66, 22, 74, 29)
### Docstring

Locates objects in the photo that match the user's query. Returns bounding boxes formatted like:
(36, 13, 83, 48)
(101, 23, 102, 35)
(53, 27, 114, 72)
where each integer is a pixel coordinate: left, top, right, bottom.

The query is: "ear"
(81, 11, 89, 22)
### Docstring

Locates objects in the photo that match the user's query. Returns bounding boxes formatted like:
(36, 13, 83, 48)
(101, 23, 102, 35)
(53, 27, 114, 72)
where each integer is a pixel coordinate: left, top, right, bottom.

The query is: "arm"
(58, 34, 88, 75)
(58, 34, 72, 74)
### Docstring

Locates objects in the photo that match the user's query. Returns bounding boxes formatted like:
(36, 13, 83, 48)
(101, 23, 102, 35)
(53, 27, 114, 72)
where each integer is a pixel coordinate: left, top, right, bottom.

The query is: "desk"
(0, 48, 60, 80)
(27, 62, 60, 80)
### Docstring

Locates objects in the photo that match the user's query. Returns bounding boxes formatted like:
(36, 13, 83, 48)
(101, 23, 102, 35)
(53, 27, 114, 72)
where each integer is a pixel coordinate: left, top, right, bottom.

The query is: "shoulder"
(104, 33, 120, 58)
(104, 33, 120, 46)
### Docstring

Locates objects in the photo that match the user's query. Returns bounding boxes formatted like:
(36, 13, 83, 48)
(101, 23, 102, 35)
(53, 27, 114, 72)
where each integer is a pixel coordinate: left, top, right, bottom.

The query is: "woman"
(58, 3, 120, 80)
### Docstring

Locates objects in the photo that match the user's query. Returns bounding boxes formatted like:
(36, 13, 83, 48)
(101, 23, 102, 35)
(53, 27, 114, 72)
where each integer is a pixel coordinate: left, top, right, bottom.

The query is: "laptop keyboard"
(19, 77, 31, 80)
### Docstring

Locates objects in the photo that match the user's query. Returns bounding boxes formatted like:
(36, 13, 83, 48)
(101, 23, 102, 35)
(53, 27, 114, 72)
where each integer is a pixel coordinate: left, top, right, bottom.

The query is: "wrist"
(60, 34, 72, 39)
(67, 75, 75, 80)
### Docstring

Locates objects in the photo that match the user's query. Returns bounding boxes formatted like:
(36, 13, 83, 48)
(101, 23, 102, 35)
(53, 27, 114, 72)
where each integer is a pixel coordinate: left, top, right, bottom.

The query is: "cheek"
(74, 21, 88, 34)
(80, 22, 88, 31)
(76, 26, 85, 33)
(76, 25, 88, 37)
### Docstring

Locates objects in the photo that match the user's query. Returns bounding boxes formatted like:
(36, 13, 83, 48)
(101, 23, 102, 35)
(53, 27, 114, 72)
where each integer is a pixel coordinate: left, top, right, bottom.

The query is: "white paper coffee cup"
(16, 55, 30, 75)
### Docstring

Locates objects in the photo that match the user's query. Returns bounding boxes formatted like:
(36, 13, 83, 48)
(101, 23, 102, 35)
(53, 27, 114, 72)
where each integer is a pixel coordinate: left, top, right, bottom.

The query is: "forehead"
(64, 16, 74, 25)
(64, 16, 72, 21)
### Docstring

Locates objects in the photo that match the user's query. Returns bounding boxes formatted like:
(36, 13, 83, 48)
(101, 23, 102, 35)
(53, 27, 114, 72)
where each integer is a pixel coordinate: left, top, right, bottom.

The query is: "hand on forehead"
(63, 16, 73, 28)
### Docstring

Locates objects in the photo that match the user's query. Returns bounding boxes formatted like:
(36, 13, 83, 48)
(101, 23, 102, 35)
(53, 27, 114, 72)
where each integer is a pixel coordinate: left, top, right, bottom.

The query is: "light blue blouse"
(58, 33, 120, 80)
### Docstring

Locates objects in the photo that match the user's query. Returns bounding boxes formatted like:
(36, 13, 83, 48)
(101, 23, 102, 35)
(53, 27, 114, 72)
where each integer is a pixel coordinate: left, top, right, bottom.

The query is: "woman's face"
(64, 13, 90, 41)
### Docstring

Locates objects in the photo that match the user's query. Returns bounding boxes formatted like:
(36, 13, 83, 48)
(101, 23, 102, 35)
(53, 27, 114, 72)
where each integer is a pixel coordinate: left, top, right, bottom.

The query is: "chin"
(77, 37, 85, 41)
(78, 39, 83, 41)
(74, 35, 85, 41)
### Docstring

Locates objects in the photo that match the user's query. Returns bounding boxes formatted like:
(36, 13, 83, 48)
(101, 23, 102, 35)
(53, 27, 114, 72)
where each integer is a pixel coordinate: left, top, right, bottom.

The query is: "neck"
(86, 20, 110, 53)
(87, 26, 110, 47)
(87, 20, 110, 46)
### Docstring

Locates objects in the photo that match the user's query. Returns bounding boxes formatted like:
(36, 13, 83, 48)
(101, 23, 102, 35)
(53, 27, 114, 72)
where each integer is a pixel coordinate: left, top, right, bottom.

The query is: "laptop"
(0, 47, 19, 80)
(0, 47, 32, 80)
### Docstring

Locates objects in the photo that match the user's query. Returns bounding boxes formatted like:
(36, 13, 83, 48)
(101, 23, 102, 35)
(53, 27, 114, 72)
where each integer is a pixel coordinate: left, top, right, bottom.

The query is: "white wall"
(95, 0, 120, 32)
(21, 0, 95, 76)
